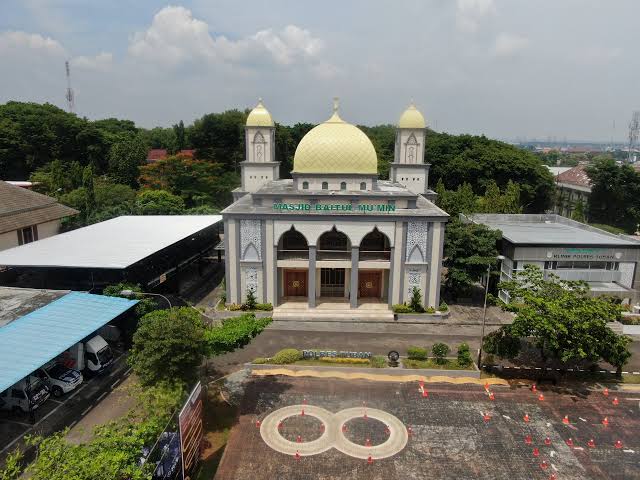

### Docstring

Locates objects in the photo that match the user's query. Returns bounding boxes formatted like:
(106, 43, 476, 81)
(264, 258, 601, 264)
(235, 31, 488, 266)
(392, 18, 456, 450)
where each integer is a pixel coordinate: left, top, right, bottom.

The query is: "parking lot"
(0, 351, 131, 463)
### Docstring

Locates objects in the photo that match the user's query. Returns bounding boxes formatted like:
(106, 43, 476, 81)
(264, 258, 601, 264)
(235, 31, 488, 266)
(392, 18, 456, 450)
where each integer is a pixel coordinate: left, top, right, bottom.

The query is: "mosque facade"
(222, 99, 449, 314)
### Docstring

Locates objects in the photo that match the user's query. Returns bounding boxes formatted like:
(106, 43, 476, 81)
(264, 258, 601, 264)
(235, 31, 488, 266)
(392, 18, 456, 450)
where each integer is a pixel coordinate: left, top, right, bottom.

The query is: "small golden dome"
(293, 99, 377, 175)
(246, 98, 274, 127)
(398, 102, 426, 129)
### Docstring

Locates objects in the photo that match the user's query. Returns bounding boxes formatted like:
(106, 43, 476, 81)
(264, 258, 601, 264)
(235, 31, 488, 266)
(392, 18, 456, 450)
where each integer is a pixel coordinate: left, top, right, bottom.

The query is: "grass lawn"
(402, 358, 474, 370)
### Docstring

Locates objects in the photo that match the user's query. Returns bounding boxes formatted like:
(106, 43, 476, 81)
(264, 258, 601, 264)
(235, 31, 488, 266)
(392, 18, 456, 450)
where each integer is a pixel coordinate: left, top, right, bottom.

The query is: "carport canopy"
(0, 291, 138, 393)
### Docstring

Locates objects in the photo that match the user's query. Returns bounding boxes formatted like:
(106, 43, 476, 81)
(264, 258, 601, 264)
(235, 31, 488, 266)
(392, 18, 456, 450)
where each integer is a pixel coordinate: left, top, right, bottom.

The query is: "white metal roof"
(0, 215, 222, 269)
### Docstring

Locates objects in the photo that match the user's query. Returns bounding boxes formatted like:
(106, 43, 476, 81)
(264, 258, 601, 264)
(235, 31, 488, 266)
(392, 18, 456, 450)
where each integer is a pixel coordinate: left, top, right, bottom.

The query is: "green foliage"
(204, 314, 271, 355)
(370, 355, 387, 368)
(271, 348, 303, 364)
(392, 304, 413, 313)
(407, 346, 428, 360)
(81, 165, 95, 216)
(443, 219, 502, 298)
(186, 205, 221, 215)
(108, 135, 148, 186)
(254, 303, 273, 311)
(24, 382, 182, 480)
(431, 343, 450, 364)
(135, 189, 185, 215)
(435, 180, 478, 217)
(245, 288, 257, 310)
(425, 306, 436, 314)
(589, 223, 626, 235)
(571, 198, 586, 222)
(438, 302, 449, 312)
(128, 307, 206, 386)
(252, 357, 268, 364)
(457, 343, 472, 367)
(586, 158, 640, 233)
(0, 448, 23, 480)
(497, 265, 630, 366)
(102, 282, 156, 318)
(409, 287, 424, 313)
(482, 327, 521, 359)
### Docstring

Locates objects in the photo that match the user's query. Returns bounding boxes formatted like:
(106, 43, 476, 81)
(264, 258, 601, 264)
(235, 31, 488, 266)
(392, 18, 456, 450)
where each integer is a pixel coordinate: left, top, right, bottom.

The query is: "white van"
(35, 361, 83, 397)
(0, 376, 50, 413)
(65, 335, 114, 376)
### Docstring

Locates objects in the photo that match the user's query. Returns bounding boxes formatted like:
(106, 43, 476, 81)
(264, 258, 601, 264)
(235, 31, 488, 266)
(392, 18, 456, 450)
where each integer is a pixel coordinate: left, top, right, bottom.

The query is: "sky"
(0, 0, 638, 142)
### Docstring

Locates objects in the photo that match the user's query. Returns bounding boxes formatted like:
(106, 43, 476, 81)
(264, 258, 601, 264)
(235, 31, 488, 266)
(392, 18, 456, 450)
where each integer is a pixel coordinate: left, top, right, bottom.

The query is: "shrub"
(457, 343, 472, 367)
(228, 303, 242, 311)
(319, 357, 369, 365)
(409, 287, 425, 313)
(393, 304, 413, 313)
(245, 288, 257, 310)
(407, 346, 428, 360)
(483, 327, 521, 359)
(255, 303, 273, 311)
(438, 302, 449, 312)
(432, 343, 450, 364)
(252, 357, 268, 364)
(271, 348, 302, 364)
(370, 355, 387, 368)
(425, 306, 436, 314)
(204, 314, 272, 355)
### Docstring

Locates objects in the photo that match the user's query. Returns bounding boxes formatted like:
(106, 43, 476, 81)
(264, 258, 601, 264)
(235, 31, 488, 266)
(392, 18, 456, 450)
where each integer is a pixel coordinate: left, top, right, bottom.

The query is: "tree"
(102, 283, 156, 318)
(435, 180, 478, 217)
(245, 287, 257, 310)
(82, 165, 95, 216)
(134, 189, 185, 215)
(432, 343, 450, 364)
(108, 135, 148, 186)
(409, 287, 424, 313)
(443, 219, 502, 298)
(496, 265, 631, 371)
(173, 120, 186, 151)
(128, 307, 205, 386)
(571, 198, 586, 222)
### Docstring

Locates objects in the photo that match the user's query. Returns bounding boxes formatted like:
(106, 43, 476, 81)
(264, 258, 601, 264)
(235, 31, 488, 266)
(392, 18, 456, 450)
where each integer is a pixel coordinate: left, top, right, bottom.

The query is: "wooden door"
(359, 271, 381, 298)
(284, 270, 308, 297)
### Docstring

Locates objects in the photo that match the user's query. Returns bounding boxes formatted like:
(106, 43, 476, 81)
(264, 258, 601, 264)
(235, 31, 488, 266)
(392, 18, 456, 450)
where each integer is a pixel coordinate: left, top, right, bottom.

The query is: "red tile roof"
(178, 149, 195, 157)
(556, 164, 591, 188)
(147, 149, 168, 162)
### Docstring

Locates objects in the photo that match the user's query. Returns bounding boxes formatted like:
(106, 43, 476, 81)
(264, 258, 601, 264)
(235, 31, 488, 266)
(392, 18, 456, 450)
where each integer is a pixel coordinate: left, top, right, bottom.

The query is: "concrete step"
(272, 308, 395, 322)
(607, 321, 624, 334)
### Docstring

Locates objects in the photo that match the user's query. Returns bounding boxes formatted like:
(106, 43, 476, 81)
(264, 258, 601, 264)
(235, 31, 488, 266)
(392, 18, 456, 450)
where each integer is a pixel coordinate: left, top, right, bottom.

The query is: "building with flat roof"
(223, 99, 448, 319)
(0, 180, 78, 252)
(465, 213, 640, 304)
(0, 215, 222, 291)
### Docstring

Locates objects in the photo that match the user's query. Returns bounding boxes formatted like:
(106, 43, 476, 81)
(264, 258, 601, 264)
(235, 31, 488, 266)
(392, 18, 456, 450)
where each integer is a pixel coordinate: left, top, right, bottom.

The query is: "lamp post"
(477, 255, 505, 369)
(119, 290, 172, 309)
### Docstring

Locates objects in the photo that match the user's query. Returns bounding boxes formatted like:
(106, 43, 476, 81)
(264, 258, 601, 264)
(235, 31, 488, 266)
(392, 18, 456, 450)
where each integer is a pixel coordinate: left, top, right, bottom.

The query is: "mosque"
(222, 98, 449, 319)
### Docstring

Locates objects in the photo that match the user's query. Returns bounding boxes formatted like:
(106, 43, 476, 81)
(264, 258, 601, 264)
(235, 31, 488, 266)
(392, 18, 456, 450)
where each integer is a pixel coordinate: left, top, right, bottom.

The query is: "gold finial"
(333, 96, 339, 114)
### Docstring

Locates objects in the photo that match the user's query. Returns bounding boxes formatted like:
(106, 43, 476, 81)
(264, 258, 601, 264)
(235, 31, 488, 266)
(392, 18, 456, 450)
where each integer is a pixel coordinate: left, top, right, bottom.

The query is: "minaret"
(237, 99, 279, 198)
(389, 101, 430, 195)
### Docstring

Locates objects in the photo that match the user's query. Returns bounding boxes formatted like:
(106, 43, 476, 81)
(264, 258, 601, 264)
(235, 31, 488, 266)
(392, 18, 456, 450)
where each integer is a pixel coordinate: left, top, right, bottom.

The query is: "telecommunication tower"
(65, 60, 75, 113)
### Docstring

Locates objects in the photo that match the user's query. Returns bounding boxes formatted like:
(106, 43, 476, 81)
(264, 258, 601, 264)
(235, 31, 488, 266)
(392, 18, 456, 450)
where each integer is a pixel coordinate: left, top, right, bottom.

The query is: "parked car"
(0, 376, 50, 413)
(35, 361, 83, 397)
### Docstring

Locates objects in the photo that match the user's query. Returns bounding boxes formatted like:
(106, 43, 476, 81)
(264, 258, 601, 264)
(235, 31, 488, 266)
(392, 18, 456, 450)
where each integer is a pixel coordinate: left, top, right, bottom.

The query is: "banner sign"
(179, 382, 203, 480)
(549, 248, 618, 260)
(302, 350, 372, 359)
(273, 203, 396, 213)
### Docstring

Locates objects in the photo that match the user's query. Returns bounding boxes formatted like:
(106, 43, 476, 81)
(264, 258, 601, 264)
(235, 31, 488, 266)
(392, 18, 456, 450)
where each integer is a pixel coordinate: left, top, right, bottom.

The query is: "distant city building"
(547, 164, 592, 219)
(0, 180, 78, 252)
(222, 99, 448, 319)
(465, 213, 640, 305)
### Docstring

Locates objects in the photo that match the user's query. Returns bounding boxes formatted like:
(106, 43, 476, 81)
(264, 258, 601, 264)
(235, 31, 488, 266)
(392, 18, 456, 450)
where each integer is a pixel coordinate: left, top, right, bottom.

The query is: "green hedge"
(407, 346, 428, 360)
(271, 348, 303, 364)
(204, 314, 272, 355)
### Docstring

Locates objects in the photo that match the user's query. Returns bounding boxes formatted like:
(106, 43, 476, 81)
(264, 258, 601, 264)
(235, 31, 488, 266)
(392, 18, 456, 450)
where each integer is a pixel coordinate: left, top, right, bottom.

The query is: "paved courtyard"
(215, 376, 640, 479)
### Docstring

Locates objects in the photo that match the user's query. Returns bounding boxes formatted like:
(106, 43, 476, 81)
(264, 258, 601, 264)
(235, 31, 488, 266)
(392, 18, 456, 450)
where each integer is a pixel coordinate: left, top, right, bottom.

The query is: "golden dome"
(246, 98, 274, 127)
(398, 102, 426, 129)
(293, 99, 378, 175)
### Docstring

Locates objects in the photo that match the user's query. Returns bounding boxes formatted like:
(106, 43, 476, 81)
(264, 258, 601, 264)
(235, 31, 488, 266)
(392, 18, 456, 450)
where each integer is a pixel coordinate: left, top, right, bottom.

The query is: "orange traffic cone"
(587, 439, 596, 448)
(544, 436, 552, 446)
(301, 408, 305, 416)
(484, 382, 490, 391)
(566, 438, 574, 447)
(365, 438, 371, 447)
(603, 387, 609, 397)
(419, 379, 424, 389)
(531, 384, 537, 393)
(549, 474, 557, 480)
(524, 413, 531, 423)
(483, 412, 491, 422)
(256, 420, 261, 428)
(602, 417, 609, 427)
(277, 421, 283, 430)
(525, 434, 532, 444)
(384, 425, 390, 435)
(612, 397, 619, 406)
(367, 455, 373, 465)
(422, 388, 429, 398)
(538, 393, 545, 401)
(295, 450, 300, 460)
(540, 460, 549, 470)
(615, 440, 623, 449)
(533, 447, 540, 457)
(297, 435, 302, 443)
(562, 415, 570, 424)
(407, 426, 412, 436)
(488, 392, 495, 401)
(342, 424, 348, 432)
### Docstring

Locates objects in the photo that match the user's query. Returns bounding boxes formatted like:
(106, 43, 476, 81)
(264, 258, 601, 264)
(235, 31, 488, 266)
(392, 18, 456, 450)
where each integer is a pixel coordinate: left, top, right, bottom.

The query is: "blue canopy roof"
(0, 292, 138, 393)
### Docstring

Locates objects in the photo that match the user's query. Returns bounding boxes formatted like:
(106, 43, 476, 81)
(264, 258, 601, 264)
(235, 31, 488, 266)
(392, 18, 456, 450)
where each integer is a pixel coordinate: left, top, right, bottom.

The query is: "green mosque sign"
(272, 202, 396, 213)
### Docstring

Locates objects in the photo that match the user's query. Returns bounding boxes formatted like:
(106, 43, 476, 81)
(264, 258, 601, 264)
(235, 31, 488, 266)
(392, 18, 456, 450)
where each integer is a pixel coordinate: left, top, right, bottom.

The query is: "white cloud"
(456, 0, 495, 33)
(71, 52, 113, 71)
(492, 32, 529, 57)
(0, 30, 66, 56)
(128, 6, 325, 68)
